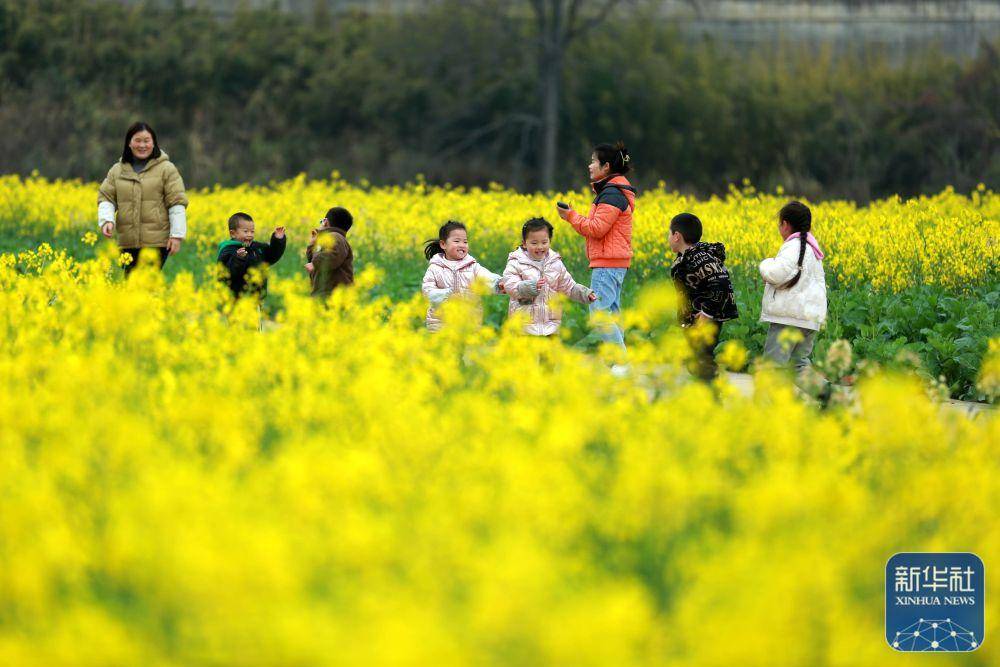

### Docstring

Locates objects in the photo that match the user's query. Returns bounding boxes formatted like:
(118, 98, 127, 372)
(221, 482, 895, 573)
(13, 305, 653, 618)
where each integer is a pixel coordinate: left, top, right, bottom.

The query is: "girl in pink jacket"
(421, 221, 503, 331)
(501, 218, 597, 337)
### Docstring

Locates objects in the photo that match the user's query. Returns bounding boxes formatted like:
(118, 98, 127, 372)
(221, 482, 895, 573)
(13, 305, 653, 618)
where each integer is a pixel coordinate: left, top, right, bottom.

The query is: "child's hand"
(497, 282, 506, 294)
(588, 292, 598, 302)
(536, 277, 548, 289)
(236, 247, 248, 258)
(273, 226, 286, 239)
(305, 262, 314, 273)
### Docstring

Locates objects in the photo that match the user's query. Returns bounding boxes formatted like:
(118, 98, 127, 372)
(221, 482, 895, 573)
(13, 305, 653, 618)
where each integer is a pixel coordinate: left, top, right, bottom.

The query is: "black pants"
(122, 247, 169, 275)
(685, 321, 724, 381)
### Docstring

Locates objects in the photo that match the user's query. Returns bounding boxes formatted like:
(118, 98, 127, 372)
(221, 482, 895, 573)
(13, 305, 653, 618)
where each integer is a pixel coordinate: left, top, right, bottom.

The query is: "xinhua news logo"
(886, 552, 984, 652)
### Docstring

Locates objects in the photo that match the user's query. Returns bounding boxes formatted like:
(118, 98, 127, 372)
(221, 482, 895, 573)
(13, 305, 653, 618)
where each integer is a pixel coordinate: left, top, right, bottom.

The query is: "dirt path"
(721, 372, 993, 417)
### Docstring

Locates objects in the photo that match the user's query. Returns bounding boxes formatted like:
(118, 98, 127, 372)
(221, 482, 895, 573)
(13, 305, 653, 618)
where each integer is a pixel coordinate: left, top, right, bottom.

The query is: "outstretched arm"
(263, 232, 287, 264)
(554, 265, 594, 304)
(473, 264, 503, 294)
(422, 267, 451, 306)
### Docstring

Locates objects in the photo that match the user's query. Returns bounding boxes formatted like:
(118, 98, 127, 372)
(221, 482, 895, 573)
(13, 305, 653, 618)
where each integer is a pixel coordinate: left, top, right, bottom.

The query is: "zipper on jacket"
(530, 256, 550, 326)
(135, 179, 142, 247)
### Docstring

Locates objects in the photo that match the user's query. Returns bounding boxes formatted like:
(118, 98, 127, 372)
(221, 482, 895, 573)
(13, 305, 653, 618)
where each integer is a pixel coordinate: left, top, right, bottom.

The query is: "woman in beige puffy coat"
(98, 122, 189, 273)
(501, 218, 596, 337)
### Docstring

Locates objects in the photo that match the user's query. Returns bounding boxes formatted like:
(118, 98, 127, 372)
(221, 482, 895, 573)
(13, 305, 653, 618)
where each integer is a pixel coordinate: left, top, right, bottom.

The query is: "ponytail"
(593, 140, 632, 175)
(424, 220, 467, 261)
(778, 201, 812, 289)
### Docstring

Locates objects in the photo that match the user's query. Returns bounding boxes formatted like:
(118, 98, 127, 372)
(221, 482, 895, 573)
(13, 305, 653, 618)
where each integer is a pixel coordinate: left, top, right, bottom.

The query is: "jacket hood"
(218, 239, 244, 252)
(217, 238, 256, 260)
(590, 175, 637, 216)
(429, 252, 478, 271)
(591, 174, 637, 201)
(691, 241, 727, 262)
(121, 151, 169, 168)
(507, 247, 562, 264)
(118, 152, 170, 179)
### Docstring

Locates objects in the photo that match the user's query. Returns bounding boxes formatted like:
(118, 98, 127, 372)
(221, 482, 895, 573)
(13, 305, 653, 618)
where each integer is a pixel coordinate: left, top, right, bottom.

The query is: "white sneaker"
(610, 364, 631, 378)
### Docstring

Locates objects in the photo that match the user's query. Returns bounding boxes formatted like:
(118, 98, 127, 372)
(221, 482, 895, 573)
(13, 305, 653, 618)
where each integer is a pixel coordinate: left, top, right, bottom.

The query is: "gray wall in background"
(670, 1, 1000, 60)
(127, 0, 1000, 59)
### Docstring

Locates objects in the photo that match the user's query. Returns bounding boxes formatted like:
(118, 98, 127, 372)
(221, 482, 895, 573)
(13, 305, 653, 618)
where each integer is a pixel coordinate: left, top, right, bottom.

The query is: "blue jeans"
(589, 267, 627, 349)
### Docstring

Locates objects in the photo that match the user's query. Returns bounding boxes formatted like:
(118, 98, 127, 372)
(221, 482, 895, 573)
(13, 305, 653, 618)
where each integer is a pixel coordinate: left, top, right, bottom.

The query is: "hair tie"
(620, 151, 630, 163)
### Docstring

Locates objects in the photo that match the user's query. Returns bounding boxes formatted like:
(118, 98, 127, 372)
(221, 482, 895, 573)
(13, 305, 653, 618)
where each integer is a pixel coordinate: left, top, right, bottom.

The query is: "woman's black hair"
(423, 220, 467, 261)
(521, 217, 554, 244)
(121, 122, 162, 164)
(778, 201, 812, 289)
(593, 140, 631, 175)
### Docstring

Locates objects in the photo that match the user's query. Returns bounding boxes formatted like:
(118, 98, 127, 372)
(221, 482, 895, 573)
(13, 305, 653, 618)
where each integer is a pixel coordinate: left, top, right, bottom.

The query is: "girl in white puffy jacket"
(759, 201, 827, 369)
(421, 221, 503, 331)
(501, 218, 597, 337)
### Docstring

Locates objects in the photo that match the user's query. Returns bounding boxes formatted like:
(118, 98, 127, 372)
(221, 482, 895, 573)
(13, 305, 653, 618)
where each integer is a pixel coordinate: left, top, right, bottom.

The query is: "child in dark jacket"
(669, 213, 739, 380)
(217, 212, 286, 298)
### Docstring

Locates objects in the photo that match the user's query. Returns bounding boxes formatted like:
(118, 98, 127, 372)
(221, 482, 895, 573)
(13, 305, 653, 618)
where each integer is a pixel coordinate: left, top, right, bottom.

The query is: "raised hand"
(274, 226, 286, 239)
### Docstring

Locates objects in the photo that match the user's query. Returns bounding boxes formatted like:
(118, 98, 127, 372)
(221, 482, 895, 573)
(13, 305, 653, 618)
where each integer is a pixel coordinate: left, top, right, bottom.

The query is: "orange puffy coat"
(566, 175, 636, 269)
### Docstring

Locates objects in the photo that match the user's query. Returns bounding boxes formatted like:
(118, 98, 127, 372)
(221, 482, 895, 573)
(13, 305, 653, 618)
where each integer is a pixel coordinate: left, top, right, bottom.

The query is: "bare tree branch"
(685, 0, 706, 20)
(459, 0, 528, 49)
(566, 0, 627, 42)
(455, 0, 640, 190)
(565, 0, 586, 42)
(436, 113, 541, 161)
(530, 0, 551, 50)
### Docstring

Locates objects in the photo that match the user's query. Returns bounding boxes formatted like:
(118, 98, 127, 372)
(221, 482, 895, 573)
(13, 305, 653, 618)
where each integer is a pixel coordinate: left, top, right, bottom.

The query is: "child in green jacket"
(217, 212, 286, 298)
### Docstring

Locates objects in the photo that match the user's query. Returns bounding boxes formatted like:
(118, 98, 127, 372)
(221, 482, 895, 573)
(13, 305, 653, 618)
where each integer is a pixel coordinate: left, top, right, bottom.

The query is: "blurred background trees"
(0, 0, 997, 199)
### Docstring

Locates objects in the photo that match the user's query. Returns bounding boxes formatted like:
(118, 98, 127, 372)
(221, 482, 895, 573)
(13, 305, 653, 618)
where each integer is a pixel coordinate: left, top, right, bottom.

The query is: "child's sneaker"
(610, 363, 631, 378)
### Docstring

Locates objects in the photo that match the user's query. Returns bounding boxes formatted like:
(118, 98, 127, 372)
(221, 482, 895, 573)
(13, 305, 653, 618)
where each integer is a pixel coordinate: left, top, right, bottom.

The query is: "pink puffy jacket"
(501, 248, 594, 336)
(421, 253, 502, 331)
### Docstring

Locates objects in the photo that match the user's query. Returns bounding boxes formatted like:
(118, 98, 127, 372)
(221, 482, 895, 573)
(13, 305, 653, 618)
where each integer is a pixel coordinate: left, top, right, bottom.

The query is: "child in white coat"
(501, 218, 596, 336)
(421, 221, 503, 331)
(759, 201, 827, 369)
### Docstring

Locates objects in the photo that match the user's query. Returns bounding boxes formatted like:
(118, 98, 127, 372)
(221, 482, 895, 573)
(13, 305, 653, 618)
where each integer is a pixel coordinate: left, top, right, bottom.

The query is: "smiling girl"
(501, 217, 596, 337)
(421, 221, 503, 331)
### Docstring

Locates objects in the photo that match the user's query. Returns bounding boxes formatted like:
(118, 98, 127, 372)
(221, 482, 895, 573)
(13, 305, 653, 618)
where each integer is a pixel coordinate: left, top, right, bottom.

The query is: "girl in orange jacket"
(556, 142, 636, 351)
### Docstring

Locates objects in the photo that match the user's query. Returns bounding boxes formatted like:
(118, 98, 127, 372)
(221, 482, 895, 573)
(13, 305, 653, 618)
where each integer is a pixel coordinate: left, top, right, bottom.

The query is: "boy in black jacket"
(669, 213, 739, 380)
(217, 212, 286, 298)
